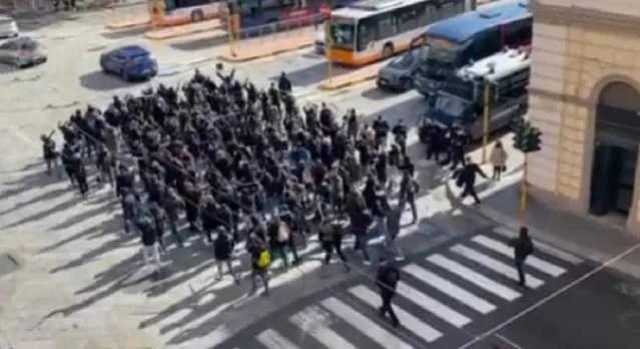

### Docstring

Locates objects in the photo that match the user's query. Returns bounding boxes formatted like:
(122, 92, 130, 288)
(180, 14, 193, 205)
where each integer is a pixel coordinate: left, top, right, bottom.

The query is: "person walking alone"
(510, 226, 534, 287)
(376, 257, 400, 328)
(454, 157, 487, 205)
(490, 141, 508, 181)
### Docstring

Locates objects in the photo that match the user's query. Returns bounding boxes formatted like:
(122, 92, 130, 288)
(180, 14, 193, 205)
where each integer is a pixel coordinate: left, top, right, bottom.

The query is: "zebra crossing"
(223, 227, 585, 349)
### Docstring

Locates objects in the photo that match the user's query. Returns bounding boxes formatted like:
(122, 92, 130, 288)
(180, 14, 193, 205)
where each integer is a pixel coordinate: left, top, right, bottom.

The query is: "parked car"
(100, 45, 158, 82)
(0, 15, 18, 38)
(376, 47, 424, 91)
(0, 37, 47, 68)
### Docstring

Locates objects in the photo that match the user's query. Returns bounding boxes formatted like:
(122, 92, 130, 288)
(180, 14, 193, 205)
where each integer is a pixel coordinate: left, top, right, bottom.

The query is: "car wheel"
(382, 44, 394, 59)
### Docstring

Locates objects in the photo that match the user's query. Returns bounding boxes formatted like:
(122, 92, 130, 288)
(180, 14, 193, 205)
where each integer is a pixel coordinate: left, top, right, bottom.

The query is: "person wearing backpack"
(510, 226, 535, 287)
(214, 227, 240, 284)
(376, 257, 400, 328)
(247, 232, 270, 296)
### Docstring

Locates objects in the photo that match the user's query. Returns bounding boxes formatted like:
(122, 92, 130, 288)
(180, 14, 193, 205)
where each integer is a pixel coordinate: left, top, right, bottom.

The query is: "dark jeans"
(515, 258, 526, 285)
(379, 290, 399, 326)
(461, 184, 481, 204)
(323, 238, 348, 265)
(354, 232, 370, 261)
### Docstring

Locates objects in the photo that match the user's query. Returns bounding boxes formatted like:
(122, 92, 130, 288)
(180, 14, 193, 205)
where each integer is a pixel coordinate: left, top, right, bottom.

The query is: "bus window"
(397, 5, 419, 32)
(330, 20, 356, 49)
(418, 3, 436, 26)
(503, 17, 532, 48)
(471, 28, 500, 62)
(357, 17, 377, 51)
(377, 13, 398, 40)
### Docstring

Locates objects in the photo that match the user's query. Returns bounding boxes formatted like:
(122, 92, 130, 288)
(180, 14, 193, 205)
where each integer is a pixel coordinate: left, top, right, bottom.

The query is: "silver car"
(0, 37, 47, 68)
(377, 48, 424, 91)
(0, 15, 18, 38)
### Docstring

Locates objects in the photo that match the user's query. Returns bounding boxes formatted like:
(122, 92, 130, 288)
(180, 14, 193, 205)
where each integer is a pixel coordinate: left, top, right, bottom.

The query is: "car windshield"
(389, 50, 416, 69)
(20, 41, 38, 51)
(329, 19, 355, 49)
(435, 94, 469, 118)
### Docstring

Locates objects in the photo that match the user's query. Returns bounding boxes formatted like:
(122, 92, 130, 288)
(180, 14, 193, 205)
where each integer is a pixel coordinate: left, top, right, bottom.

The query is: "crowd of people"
(39, 64, 510, 311)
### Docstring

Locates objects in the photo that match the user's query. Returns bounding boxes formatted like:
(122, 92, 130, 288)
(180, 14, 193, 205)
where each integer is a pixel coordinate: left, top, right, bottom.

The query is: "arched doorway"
(590, 82, 640, 216)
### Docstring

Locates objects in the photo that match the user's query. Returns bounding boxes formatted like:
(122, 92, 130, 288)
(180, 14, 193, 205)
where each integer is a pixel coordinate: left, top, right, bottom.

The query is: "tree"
(512, 118, 542, 221)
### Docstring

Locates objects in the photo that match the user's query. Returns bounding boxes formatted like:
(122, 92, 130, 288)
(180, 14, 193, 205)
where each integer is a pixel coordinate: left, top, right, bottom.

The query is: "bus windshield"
(435, 94, 469, 119)
(329, 18, 355, 50)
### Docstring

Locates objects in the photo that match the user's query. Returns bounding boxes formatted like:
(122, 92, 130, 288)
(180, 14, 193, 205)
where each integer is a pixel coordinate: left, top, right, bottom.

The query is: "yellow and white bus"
(325, 0, 473, 66)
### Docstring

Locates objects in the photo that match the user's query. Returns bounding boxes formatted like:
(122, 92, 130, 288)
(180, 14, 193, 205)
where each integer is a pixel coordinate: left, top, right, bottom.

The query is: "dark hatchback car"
(100, 45, 158, 82)
(376, 48, 424, 91)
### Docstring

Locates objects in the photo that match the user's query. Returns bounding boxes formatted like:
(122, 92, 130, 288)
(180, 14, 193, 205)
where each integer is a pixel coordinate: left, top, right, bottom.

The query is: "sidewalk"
(476, 179, 640, 278)
(218, 26, 316, 62)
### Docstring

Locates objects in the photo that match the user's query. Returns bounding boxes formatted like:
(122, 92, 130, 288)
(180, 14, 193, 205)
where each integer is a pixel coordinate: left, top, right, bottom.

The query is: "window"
(377, 13, 396, 39)
(471, 28, 500, 61)
(397, 5, 419, 32)
(330, 22, 356, 49)
(357, 17, 377, 51)
(418, 3, 436, 26)
(503, 17, 532, 48)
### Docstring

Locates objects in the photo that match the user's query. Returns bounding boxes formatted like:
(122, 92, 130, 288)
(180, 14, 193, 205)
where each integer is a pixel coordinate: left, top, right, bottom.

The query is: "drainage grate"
(0, 253, 19, 278)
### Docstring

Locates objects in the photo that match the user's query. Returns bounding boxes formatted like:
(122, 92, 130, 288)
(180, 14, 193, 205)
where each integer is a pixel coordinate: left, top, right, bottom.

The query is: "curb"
(318, 73, 377, 91)
(218, 42, 313, 63)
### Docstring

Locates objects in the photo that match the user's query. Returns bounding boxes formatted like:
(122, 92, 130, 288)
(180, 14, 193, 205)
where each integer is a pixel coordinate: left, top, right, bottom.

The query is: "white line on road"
(348, 285, 443, 343)
(397, 281, 471, 328)
(451, 245, 544, 289)
(494, 333, 524, 349)
(403, 264, 496, 314)
(257, 329, 300, 349)
(290, 305, 357, 349)
(456, 242, 640, 349)
(472, 235, 567, 277)
(321, 297, 413, 349)
(426, 254, 521, 301)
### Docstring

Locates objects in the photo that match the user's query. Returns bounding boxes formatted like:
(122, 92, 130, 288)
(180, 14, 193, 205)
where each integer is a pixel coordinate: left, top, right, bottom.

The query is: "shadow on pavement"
(271, 61, 351, 88)
(100, 26, 148, 40)
(79, 70, 131, 91)
(170, 34, 229, 51)
(361, 86, 403, 101)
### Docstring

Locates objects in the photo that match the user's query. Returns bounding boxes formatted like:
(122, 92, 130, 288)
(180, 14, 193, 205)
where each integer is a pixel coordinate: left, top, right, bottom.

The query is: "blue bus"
(413, 0, 531, 98)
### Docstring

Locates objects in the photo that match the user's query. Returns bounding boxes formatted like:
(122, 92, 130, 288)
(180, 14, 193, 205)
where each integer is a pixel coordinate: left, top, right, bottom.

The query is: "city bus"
(149, 0, 224, 27)
(223, 0, 356, 35)
(325, 0, 473, 66)
(426, 47, 531, 139)
(414, 0, 531, 98)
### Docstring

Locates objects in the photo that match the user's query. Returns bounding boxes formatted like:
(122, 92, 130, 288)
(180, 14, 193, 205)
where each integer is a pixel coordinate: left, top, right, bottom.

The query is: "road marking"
(257, 329, 300, 349)
(290, 305, 357, 349)
(427, 254, 521, 301)
(472, 235, 567, 277)
(493, 227, 583, 265)
(456, 242, 640, 349)
(403, 264, 496, 314)
(451, 245, 544, 289)
(494, 333, 524, 349)
(397, 281, 471, 328)
(321, 297, 413, 349)
(349, 285, 443, 343)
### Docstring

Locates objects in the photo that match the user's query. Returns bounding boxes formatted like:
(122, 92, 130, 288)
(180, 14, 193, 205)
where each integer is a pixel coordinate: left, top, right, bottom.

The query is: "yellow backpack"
(257, 249, 271, 269)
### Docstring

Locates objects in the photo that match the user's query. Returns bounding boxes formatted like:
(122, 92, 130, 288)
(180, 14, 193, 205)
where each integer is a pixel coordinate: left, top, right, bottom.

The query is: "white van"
(0, 15, 18, 39)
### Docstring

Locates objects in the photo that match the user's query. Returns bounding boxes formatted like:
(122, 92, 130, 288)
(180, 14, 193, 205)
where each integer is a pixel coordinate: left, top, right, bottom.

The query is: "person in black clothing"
(399, 171, 419, 224)
(41, 132, 58, 176)
(74, 153, 89, 198)
(455, 157, 487, 204)
(319, 217, 350, 272)
(510, 226, 534, 287)
(149, 201, 168, 253)
(116, 165, 134, 198)
(214, 227, 240, 283)
(391, 119, 407, 155)
(372, 115, 389, 147)
(449, 127, 468, 171)
(278, 72, 292, 95)
(376, 257, 400, 327)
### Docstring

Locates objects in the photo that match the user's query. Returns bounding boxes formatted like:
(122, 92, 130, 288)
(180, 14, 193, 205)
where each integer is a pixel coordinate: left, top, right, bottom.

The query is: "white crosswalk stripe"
(290, 306, 357, 349)
(257, 329, 300, 349)
(321, 297, 413, 349)
(451, 244, 544, 288)
(349, 285, 443, 343)
(403, 264, 496, 314)
(472, 235, 567, 277)
(397, 281, 471, 328)
(493, 227, 583, 265)
(426, 254, 521, 301)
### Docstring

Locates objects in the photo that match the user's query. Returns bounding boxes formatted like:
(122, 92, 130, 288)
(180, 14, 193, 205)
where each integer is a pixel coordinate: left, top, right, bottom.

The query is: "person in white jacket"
(490, 141, 508, 181)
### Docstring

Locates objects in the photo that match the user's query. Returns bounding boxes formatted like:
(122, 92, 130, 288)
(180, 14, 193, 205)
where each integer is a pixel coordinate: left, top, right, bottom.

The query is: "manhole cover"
(0, 253, 19, 278)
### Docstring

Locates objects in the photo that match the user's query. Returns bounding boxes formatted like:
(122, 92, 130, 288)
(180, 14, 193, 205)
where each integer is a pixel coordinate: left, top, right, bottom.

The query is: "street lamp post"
(481, 78, 491, 164)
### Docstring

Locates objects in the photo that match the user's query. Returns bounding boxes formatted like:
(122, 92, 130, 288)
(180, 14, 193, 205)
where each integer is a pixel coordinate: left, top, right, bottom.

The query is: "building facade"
(527, 0, 640, 235)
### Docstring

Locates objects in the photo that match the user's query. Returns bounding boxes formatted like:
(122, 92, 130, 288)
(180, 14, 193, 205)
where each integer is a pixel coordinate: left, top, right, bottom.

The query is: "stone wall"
(528, 0, 640, 232)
